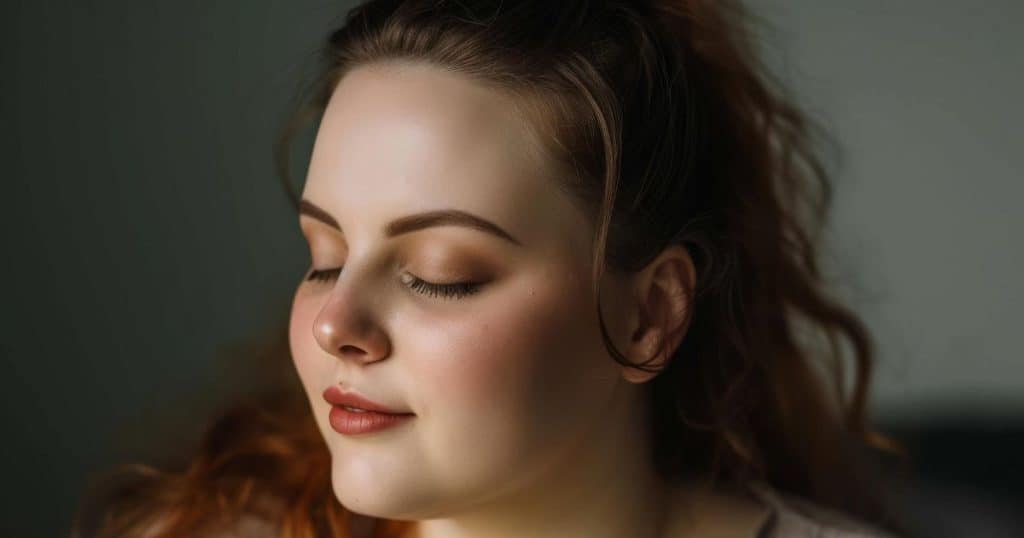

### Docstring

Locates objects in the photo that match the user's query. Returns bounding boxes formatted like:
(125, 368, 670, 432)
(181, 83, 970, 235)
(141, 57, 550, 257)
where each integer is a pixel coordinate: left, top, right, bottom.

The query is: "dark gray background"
(3, 1, 1021, 536)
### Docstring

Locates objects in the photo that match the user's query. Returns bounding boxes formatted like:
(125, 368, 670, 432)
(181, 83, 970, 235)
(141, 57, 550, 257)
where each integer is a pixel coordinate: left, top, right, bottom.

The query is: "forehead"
(301, 62, 592, 252)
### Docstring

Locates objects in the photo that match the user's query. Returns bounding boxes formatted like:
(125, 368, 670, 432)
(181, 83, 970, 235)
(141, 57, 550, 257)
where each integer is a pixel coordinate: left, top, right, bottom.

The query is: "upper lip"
(322, 385, 414, 415)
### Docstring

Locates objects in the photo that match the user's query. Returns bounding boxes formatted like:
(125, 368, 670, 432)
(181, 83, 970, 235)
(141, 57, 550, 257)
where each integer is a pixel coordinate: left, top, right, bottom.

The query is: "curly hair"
(73, 1, 906, 536)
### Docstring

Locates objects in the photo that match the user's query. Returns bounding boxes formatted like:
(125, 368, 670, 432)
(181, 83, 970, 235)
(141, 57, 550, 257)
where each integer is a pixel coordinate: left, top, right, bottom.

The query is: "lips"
(322, 386, 415, 435)
(322, 385, 414, 415)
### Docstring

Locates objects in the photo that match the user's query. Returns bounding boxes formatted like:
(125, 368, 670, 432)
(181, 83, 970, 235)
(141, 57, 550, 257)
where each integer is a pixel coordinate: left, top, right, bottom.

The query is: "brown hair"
(74, 0, 906, 536)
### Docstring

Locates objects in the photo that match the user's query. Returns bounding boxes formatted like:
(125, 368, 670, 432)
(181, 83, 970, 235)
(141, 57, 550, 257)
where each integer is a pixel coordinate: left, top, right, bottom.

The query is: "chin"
(330, 455, 437, 520)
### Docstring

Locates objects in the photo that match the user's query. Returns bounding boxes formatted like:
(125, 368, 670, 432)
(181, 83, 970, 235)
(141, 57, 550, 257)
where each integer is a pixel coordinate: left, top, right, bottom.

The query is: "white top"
(747, 481, 898, 537)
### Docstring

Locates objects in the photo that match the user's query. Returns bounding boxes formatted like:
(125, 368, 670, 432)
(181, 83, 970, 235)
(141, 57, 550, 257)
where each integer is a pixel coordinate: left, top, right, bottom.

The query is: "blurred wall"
(751, 0, 1024, 421)
(2, 1, 343, 535)
(2, 1, 1021, 536)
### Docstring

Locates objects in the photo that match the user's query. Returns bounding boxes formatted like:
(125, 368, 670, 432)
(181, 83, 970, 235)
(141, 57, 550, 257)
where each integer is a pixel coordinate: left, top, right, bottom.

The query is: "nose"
(312, 283, 391, 365)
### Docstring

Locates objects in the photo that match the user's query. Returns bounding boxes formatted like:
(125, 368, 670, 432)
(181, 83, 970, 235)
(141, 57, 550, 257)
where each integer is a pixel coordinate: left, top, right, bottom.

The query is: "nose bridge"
(312, 261, 392, 365)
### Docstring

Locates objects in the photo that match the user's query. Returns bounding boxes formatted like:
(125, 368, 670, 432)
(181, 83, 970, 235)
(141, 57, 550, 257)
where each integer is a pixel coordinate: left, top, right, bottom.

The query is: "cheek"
(289, 288, 329, 396)
(407, 266, 618, 481)
(424, 299, 591, 411)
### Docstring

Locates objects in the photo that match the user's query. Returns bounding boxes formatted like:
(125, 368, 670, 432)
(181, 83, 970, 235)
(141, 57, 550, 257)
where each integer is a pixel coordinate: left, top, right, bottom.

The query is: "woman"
(73, 0, 907, 536)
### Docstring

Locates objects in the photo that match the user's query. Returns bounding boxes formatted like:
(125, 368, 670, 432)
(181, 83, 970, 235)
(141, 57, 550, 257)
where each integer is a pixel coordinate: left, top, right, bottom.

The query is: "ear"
(619, 244, 696, 384)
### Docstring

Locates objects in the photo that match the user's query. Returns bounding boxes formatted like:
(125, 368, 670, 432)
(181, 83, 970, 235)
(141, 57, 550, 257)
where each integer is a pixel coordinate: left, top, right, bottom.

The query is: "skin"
(288, 60, 769, 538)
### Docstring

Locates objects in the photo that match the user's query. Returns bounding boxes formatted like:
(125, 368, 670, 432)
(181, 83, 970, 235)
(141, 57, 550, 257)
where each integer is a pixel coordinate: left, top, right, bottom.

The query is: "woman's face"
(289, 62, 633, 520)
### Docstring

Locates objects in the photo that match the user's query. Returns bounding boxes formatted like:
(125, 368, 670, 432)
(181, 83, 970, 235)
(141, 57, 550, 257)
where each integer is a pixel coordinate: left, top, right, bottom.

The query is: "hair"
(73, 0, 908, 536)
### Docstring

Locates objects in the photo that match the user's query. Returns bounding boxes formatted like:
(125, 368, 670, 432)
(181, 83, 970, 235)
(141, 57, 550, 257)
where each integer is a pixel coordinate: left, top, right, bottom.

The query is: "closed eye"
(305, 267, 482, 300)
(306, 267, 342, 283)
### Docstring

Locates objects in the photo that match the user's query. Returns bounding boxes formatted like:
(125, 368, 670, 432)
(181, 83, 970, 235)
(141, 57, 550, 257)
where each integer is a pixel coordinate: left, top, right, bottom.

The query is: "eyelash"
(305, 267, 482, 300)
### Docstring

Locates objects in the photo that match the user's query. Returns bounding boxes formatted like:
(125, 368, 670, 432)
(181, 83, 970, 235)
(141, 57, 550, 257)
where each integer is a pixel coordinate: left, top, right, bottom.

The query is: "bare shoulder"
(747, 482, 898, 538)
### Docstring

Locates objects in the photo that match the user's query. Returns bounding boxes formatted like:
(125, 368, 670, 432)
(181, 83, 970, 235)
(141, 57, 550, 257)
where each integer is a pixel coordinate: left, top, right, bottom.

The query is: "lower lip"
(328, 405, 415, 435)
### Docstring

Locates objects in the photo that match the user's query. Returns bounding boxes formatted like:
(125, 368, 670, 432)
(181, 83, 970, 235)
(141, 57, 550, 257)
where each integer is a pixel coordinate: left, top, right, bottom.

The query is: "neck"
(404, 380, 673, 538)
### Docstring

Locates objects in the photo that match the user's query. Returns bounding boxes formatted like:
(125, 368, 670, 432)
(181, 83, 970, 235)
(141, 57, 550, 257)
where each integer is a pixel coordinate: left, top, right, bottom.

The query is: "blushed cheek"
(411, 269, 609, 455)
(289, 293, 324, 395)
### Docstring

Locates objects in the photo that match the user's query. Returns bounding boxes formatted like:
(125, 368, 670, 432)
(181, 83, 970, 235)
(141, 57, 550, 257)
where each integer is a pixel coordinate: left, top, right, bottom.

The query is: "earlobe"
(618, 244, 696, 385)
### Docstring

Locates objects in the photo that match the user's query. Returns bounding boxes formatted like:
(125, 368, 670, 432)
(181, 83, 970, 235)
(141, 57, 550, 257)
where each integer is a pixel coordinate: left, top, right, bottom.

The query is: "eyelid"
(304, 265, 483, 300)
(301, 224, 350, 247)
(306, 266, 342, 283)
(399, 272, 482, 300)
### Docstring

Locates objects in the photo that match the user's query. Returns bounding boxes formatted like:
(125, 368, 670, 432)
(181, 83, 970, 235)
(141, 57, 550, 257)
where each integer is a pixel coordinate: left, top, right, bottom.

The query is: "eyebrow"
(299, 199, 522, 246)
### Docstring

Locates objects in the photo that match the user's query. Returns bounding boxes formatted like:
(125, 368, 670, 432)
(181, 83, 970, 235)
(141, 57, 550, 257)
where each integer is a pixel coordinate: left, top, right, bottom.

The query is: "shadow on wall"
(884, 419, 1024, 538)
